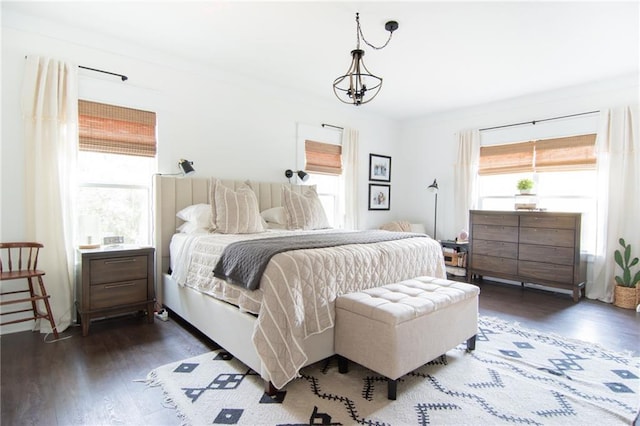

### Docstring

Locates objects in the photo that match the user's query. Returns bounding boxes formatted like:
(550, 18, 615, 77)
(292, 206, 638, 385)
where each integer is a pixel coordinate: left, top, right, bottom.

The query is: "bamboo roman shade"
(78, 100, 157, 157)
(479, 134, 596, 175)
(304, 140, 343, 175)
(479, 141, 534, 175)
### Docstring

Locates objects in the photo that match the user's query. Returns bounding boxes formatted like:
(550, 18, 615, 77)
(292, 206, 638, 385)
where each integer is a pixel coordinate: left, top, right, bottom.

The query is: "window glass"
(306, 173, 342, 228)
(76, 151, 155, 245)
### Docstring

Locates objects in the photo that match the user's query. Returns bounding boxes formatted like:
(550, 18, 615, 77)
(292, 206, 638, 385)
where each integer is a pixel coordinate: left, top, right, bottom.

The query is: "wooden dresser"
(468, 210, 585, 301)
(76, 246, 155, 335)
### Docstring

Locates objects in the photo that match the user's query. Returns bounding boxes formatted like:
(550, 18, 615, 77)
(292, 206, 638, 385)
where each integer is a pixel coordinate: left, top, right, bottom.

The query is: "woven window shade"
(534, 134, 596, 171)
(479, 141, 535, 175)
(305, 140, 343, 175)
(78, 100, 157, 157)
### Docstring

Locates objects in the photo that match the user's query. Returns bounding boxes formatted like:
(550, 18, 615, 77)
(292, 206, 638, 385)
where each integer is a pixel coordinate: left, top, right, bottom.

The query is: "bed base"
(162, 273, 335, 390)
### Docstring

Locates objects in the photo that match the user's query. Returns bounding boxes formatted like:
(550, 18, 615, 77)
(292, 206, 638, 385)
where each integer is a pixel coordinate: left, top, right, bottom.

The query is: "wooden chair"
(0, 242, 59, 339)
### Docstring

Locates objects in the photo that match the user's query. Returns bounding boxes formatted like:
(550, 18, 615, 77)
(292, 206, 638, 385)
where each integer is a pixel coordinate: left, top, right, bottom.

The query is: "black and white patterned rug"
(145, 317, 639, 425)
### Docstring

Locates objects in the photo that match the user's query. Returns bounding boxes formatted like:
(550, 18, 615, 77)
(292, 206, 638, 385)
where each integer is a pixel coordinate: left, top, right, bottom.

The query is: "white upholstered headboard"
(152, 175, 307, 302)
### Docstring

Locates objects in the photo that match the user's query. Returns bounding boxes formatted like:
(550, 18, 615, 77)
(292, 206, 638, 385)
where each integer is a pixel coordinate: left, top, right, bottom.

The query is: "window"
(478, 134, 597, 252)
(76, 101, 156, 246)
(304, 139, 343, 228)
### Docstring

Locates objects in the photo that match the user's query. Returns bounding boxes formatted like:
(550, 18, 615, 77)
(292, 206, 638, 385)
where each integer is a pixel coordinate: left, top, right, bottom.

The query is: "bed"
(153, 175, 446, 390)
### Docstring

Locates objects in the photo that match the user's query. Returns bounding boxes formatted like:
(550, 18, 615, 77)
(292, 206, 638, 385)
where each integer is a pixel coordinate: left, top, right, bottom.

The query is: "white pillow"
(176, 204, 212, 231)
(282, 186, 331, 230)
(177, 222, 210, 234)
(212, 179, 265, 234)
(260, 206, 287, 225)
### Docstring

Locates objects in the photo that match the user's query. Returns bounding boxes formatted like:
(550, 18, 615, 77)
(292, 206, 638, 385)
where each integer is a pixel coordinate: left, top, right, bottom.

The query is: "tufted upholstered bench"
(334, 276, 479, 400)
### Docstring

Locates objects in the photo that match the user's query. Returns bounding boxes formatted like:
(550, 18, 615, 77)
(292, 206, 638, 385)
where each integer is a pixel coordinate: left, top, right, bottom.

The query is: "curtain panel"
(454, 130, 480, 235)
(342, 128, 359, 230)
(20, 56, 78, 334)
(587, 106, 639, 302)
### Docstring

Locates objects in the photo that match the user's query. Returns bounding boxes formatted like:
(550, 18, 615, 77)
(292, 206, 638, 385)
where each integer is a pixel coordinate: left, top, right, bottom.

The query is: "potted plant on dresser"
(613, 238, 640, 309)
(516, 178, 534, 194)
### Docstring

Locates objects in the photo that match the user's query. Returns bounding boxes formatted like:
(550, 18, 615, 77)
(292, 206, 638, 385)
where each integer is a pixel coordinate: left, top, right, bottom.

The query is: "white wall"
(1, 10, 402, 246)
(394, 74, 640, 241)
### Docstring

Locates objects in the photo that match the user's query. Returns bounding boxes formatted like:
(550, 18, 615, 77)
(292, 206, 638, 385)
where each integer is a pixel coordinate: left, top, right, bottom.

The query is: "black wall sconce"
(285, 169, 310, 182)
(178, 159, 195, 176)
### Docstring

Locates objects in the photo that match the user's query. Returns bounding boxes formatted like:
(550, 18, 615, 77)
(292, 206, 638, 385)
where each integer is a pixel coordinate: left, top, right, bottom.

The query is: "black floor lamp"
(428, 179, 439, 240)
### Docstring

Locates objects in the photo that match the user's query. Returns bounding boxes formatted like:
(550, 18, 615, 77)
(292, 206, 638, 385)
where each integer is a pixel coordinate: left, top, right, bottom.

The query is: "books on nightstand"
(446, 265, 467, 277)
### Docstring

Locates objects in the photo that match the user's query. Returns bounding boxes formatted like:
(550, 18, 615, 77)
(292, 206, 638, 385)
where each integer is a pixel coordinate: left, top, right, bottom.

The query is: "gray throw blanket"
(213, 230, 426, 290)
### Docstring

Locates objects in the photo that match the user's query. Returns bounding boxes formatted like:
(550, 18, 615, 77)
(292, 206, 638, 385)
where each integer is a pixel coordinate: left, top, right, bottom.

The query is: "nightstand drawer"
(90, 279, 148, 309)
(90, 255, 148, 285)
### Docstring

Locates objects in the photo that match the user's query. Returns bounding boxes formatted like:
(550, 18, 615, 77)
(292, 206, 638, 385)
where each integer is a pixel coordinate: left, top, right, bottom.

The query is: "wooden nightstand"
(76, 246, 155, 336)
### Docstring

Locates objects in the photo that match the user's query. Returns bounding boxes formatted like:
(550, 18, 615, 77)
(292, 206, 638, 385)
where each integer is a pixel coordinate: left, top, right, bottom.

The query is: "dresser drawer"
(519, 228, 575, 247)
(473, 225, 519, 243)
(520, 215, 576, 229)
(90, 255, 148, 285)
(471, 254, 517, 275)
(518, 260, 573, 283)
(472, 240, 518, 259)
(90, 279, 148, 310)
(519, 244, 574, 265)
(471, 213, 519, 226)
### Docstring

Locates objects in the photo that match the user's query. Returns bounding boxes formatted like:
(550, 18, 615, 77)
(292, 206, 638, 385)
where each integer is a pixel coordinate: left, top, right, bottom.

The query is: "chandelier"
(333, 13, 399, 106)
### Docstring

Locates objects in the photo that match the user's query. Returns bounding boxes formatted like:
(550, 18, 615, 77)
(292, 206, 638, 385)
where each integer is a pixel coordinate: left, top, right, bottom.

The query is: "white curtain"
(454, 129, 480, 235)
(21, 56, 78, 333)
(587, 106, 639, 302)
(342, 128, 359, 230)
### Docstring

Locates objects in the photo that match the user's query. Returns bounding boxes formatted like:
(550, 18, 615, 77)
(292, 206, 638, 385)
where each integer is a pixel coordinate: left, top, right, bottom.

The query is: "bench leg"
(387, 379, 397, 400)
(467, 334, 477, 351)
(337, 355, 349, 374)
(264, 380, 278, 396)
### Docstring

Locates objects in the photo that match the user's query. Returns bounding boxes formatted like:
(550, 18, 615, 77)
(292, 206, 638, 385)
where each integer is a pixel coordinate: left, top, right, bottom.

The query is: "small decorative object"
(516, 178, 534, 194)
(457, 230, 469, 243)
(514, 193, 538, 210)
(368, 184, 390, 210)
(369, 154, 391, 182)
(613, 238, 640, 309)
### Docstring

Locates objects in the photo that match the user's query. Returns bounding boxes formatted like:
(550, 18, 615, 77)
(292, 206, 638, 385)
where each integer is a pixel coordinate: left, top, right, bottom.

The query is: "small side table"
(440, 240, 469, 279)
(76, 246, 155, 336)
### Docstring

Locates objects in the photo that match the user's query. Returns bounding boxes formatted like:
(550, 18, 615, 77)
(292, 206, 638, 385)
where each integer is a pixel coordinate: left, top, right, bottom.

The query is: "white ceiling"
(4, 1, 639, 120)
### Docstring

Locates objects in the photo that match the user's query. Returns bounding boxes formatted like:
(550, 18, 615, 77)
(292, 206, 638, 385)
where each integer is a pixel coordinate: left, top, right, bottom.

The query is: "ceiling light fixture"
(333, 12, 399, 106)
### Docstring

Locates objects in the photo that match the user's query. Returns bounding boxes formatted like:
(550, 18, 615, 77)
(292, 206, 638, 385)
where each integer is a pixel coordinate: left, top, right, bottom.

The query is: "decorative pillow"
(176, 204, 212, 231)
(212, 179, 265, 234)
(177, 222, 210, 234)
(260, 206, 287, 225)
(282, 186, 331, 230)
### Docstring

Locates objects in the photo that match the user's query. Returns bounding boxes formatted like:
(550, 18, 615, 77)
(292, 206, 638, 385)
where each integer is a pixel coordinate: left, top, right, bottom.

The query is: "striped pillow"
(213, 179, 265, 234)
(282, 185, 331, 230)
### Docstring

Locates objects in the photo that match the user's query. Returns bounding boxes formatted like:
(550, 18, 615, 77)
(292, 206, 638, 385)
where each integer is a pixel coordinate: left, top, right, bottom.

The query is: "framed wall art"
(368, 184, 391, 210)
(369, 153, 391, 182)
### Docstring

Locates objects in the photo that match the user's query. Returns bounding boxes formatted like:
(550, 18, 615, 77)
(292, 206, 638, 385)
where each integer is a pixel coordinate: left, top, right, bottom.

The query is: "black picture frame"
(369, 153, 391, 182)
(368, 184, 391, 210)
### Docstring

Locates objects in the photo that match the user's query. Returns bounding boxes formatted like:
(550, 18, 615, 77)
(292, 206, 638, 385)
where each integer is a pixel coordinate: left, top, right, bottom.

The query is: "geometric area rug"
(145, 317, 640, 425)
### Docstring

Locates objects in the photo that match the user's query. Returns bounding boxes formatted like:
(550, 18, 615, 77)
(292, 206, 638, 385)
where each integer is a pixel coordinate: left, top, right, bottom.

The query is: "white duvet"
(170, 229, 446, 388)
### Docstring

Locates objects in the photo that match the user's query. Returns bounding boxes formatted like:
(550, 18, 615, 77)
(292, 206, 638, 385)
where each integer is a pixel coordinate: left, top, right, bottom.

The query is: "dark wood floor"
(1, 280, 638, 425)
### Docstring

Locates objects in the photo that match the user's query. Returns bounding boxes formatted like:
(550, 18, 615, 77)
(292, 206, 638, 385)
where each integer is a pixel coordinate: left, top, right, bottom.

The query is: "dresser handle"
(104, 258, 136, 265)
(104, 282, 136, 289)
